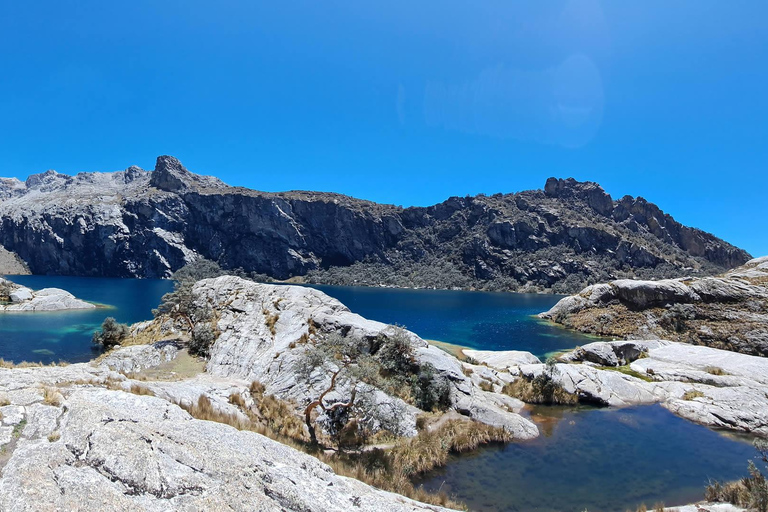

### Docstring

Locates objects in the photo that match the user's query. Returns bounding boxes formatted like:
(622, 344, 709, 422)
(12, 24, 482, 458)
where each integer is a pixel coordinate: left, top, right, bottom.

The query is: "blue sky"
(0, 1, 766, 256)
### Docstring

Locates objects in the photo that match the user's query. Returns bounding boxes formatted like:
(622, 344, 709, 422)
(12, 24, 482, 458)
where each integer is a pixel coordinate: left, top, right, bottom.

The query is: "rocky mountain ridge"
(540, 256, 768, 356)
(0, 156, 751, 292)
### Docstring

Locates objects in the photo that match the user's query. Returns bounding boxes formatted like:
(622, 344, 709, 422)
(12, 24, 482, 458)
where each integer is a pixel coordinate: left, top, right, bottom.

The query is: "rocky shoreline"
(0, 277, 95, 312)
(1, 275, 764, 510)
(539, 256, 768, 356)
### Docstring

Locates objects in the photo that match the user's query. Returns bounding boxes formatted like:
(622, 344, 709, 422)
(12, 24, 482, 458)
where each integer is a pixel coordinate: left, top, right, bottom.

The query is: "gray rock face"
(540, 257, 768, 356)
(462, 349, 542, 368)
(0, 157, 749, 290)
(0, 370, 451, 512)
(0, 279, 95, 311)
(190, 277, 537, 439)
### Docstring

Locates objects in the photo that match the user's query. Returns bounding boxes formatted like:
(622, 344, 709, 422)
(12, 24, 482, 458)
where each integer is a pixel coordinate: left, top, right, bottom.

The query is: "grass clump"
(705, 439, 768, 512)
(478, 379, 494, 392)
(47, 431, 61, 443)
(12, 419, 27, 439)
(682, 389, 705, 400)
(263, 309, 280, 336)
(705, 366, 728, 376)
(129, 384, 154, 396)
(596, 365, 655, 382)
(42, 387, 62, 406)
(503, 360, 578, 405)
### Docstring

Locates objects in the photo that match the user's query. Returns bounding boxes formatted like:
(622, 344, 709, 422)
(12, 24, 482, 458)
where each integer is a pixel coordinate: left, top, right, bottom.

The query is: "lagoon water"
(415, 404, 756, 511)
(1, 276, 592, 363)
(0, 276, 756, 510)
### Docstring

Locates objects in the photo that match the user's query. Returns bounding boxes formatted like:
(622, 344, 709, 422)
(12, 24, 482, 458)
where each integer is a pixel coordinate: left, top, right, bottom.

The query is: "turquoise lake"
(1, 276, 595, 364)
(0, 276, 756, 511)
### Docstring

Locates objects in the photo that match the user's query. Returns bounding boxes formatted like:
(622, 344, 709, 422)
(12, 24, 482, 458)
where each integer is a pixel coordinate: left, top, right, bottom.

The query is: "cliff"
(0, 157, 750, 292)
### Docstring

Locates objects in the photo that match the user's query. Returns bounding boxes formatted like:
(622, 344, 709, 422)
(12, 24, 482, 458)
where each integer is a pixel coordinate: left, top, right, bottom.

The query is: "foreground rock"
(540, 256, 768, 356)
(187, 276, 537, 439)
(0, 157, 749, 292)
(0, 368, 450, 511)
(477, 339, 768, 437)
(0, 278, 95, 311)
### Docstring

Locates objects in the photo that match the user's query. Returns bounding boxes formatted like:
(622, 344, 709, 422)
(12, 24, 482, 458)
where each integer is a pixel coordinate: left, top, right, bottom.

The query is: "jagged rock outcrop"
(0, 157, 750, 291)
(540, 256, 768, 355)
(0, 278, 95, 311)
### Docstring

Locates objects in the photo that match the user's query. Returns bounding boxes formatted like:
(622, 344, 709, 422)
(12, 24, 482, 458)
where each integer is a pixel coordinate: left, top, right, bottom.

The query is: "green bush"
(92, 317, 130, 348)
(189, 323, 217, 357)
(411, 363, 451, 412)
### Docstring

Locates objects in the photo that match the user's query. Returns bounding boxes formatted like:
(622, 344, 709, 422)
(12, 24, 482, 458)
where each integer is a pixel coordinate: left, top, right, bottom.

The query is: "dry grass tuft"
(705, 366, 727, 376)
(180, 395, 250, 430)
(0, 359, 69, 369)
(129, 383, 155, 396)
(47, 431, 61, 443)
(228, 392, 246, 408)
(42, 387, 62, 406)
(682, 389, 705, 400)
(478, 379, 494, 392)
(262, 309, 280, 336)
(503, 375, 578, 405)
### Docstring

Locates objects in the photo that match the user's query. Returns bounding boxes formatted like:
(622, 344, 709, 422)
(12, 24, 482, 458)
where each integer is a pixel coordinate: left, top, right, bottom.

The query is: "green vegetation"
(0, 280, 12, 302)
(503, 359, 578, 405)
(294, 328, 451, 446)
(596, 365, 655, 382)
(91, 317, 130, 348)
(183, 383, 495, 509)
(152, 259, 223, 356)
(705, 439, 768, 512)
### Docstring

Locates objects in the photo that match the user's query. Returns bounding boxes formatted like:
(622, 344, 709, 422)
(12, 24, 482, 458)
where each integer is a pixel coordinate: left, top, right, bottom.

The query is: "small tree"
(189, 323, 217, 358)
(295, 333, 377, 446)
(92, 317, 130, 348)
(153, 259, 224, 329)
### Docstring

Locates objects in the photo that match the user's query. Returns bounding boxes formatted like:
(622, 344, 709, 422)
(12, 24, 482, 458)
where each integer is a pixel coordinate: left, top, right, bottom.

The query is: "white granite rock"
(1, 285, 95, 311)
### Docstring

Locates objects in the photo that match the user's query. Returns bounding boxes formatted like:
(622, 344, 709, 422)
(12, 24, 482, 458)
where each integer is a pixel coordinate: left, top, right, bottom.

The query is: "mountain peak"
(544, 177, 613, 216)
(150, 156, 227, 193)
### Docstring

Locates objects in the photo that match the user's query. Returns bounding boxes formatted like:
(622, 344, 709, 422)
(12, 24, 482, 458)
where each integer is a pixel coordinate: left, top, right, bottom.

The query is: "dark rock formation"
(540, 256, 768, 355)
(0, 156, 751, 291)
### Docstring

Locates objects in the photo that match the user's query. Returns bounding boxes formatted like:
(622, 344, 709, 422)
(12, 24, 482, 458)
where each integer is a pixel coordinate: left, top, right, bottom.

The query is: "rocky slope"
(540, 256, 768, 356)
(0, 157, 750, 292)
(0, 367, 451, 511)
(140, 276, 538, 439)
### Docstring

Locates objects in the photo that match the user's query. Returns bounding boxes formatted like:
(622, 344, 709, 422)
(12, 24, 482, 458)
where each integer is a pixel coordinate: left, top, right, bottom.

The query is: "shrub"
(189, 323, 217, 357)
(92, 317, 130, 348)
(0, 281, 12, 301)
(411, 363, 451, 412)
(705, 439, 768, 512)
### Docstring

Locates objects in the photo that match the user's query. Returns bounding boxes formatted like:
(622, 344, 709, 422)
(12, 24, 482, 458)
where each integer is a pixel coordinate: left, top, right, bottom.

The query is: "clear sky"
(0, 1, 766, 256)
